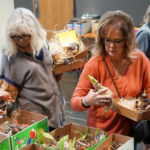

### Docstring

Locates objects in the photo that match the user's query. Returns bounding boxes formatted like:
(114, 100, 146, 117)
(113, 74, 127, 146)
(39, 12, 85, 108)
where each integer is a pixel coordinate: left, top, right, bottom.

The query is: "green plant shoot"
(95, 127, 99, 137)
(42, 132, 57, 143)
(36, 128, 44, 144)
(69, 137, 76, 150)
(79, 127, 89, 141)
(88, 75, 97, 86)
(75, 129, 84, 136)
(72, 137, 76, 148)
(57, 134, 69, 150)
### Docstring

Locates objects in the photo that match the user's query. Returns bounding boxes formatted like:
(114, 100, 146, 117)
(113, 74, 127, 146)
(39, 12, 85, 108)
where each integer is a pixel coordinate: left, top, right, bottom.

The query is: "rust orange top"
(71, 50, 150, 136)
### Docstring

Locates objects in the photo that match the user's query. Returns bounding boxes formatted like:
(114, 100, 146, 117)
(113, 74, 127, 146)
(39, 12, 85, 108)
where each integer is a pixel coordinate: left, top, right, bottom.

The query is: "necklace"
(111, 60, 123, 70)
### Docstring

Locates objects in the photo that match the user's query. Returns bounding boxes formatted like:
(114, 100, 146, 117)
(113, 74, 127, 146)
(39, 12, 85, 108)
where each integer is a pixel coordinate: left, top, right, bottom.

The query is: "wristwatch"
(82, 97, 90, 107)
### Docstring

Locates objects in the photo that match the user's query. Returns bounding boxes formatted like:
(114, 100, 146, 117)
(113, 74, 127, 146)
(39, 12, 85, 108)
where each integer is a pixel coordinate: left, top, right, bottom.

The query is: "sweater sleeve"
(0, 55, 20, 102)
(136, 30, 150, 55)
(139, 51, 150, 98)
(71, 62, 96, 111)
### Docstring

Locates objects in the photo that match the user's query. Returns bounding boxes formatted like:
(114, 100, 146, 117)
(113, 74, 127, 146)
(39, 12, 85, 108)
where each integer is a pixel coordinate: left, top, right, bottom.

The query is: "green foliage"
(36, 128, 44, 144)
(42, 132, 57, 144)
(75, 129, 84, 136)
(79, 127, 88, 141)
(69, 137, 76, 150)
(88, 75, 97, 86)
(57, 135, 69, 150)
(95, 127, 99, 137)
(72, 137, 76, 148)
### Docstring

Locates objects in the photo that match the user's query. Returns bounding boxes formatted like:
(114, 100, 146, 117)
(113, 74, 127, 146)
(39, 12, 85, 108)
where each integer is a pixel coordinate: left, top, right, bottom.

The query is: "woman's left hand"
(55, 73, 63, 81)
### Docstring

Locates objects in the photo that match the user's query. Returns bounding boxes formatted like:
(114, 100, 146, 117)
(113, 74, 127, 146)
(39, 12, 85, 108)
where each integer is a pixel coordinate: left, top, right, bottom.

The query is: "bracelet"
(82, 97, 90, 107)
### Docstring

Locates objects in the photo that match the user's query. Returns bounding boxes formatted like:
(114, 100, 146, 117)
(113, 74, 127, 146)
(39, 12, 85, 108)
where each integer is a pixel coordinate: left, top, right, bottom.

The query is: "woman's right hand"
(85, 87, 112, 106)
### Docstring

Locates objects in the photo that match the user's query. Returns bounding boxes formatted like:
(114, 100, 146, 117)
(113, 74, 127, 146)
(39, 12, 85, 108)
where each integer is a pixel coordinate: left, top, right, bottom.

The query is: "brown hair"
(92, 10, 137, 64)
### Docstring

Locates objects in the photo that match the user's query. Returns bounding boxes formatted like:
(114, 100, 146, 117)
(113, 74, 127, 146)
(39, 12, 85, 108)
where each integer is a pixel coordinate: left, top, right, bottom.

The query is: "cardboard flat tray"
(94, 133, 134, 150)
(111, 100, 150, 121)
(53, 50, 89, 75)
(43, 123, 107, 150)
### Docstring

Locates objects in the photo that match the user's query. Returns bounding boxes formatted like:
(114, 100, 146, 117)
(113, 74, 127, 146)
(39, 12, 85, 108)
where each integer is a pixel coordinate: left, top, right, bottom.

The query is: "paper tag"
(58, 30, 79, 47)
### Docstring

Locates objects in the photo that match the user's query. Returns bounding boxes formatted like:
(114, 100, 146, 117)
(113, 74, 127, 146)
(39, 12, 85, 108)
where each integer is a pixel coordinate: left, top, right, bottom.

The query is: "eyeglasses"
(11, 34, 31, 41)
(103, 38, 125, 46)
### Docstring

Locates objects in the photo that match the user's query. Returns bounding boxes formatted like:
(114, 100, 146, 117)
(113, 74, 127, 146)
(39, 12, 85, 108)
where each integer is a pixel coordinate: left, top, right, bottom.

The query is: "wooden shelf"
(79, 27, 139, 38)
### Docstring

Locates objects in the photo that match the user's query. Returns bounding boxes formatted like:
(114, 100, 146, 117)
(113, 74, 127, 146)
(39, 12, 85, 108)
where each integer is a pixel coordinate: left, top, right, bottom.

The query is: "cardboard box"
(134, 27, 139, 34)
(42, 123, 107, 150)
(53, 50, 89, 75)
(92, 22, 98, 34)
(0, 109, 48, 150)
(94, 133, 134, 150)
(19, 144, 50, 150)
(74, 21, 92, 34)
(111, 99, 150, 121)
(0, 133, 11, 150)
(67, 22, 76, 31)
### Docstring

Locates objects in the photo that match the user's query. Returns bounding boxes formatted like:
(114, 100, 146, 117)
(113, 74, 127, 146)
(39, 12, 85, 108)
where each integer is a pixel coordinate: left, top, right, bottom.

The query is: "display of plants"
(36, 127, 107, 150)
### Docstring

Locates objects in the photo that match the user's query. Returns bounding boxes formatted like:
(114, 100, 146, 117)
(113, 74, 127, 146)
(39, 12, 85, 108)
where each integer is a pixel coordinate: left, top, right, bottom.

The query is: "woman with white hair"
(0, 7, 65, 132)
(136, 5, 150, 150)
(136, 5, 150, 60)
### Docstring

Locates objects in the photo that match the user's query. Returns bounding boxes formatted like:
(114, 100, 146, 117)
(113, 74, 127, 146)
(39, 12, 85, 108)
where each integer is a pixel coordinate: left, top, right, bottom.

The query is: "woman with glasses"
(71, 10, 150, 150)
(0, 7, 65, 132)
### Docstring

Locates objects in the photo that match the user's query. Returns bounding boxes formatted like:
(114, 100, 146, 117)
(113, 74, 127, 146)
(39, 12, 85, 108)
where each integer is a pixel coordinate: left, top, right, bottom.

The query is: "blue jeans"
(49, 121, 64, 132)
(49, 126, 56, 132)
(134, 144, 137, 150)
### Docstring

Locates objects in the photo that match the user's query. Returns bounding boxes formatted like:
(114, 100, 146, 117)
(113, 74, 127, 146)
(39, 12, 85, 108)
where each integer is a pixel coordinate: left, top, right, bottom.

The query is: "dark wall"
(14, 0, 33, 12)
(75, 0, 150, 26)
(14, 0, 150, 26)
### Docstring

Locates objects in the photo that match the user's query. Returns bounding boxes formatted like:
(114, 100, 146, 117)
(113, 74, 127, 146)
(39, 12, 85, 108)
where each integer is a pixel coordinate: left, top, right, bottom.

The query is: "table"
(79, 32, 95, 52)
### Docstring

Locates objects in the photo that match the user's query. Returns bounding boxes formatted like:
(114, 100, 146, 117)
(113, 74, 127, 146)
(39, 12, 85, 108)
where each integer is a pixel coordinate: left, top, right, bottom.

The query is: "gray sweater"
(0, 45, 65, 128)
(136, 23, 150, 60)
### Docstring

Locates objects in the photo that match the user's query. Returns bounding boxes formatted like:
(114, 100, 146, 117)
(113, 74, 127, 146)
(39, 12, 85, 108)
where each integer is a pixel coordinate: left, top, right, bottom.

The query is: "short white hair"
(2, 7, 47, 60)
(144, 5, 150, 23)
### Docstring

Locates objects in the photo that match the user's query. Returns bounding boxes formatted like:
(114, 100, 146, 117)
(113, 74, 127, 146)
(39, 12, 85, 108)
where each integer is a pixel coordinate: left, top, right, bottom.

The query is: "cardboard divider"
(0, 133, 11, 150)
(19, 144, 50, 150)
(94, 133, 134, 150)
(53, 50, 89, 75)
(44, 123, 81, 143)
(0, 133, 8, 142)
(111, 102, 150, 121)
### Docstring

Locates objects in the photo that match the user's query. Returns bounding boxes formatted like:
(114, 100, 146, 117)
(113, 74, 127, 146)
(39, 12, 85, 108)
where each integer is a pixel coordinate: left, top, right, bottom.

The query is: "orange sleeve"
(71, 64, 94, 111)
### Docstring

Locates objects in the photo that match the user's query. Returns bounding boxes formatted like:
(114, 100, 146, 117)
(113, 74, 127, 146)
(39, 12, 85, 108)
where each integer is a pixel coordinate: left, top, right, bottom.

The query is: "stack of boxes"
(67, 14, 100, 35)
(0, 110, 134, 150)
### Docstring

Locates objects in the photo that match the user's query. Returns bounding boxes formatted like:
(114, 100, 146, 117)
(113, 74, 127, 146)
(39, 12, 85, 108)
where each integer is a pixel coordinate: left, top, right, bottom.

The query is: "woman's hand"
(85, 87, 112, 106)
(55, 73, 63, 81)
(145, 105, 150, 110)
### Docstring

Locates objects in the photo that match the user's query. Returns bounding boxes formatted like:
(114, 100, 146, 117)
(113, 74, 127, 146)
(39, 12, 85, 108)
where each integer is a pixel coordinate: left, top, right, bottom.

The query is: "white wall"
(0, 0, 14, 67)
